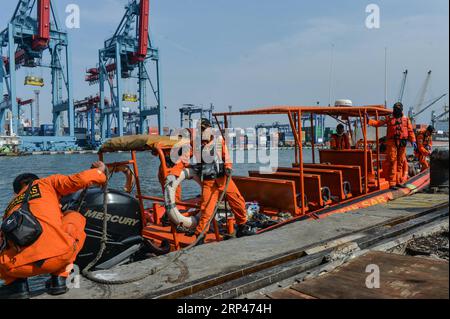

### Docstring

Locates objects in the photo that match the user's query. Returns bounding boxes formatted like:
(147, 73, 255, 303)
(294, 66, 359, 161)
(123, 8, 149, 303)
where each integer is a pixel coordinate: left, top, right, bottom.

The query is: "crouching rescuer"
(186, 118, 256, 241)
(0, 162, 107, 299)
(415, 125, 435, 172)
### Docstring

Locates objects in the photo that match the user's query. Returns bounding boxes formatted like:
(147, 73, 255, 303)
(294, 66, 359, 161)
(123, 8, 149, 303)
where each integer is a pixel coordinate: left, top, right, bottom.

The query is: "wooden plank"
(291, 252, 449, 299)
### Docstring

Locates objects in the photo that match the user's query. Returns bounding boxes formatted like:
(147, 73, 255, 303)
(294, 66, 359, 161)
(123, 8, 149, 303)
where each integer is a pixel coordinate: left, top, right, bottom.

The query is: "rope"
(81, 168, 113, 280)
(82, 172, 232, 285)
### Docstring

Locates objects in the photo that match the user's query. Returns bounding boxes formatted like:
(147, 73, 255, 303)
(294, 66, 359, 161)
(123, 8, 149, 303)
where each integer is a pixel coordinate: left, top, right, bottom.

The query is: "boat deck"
(36, 192, 448, 299)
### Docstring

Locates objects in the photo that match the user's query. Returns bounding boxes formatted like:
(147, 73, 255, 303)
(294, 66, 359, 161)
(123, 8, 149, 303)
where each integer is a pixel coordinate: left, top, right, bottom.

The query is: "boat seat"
(289, 164, 363, 196)
(233, 176, 302, 216)
(319, 149, 375, 182)
(248, 171, 326, 210)
(275, 168, 348, 201)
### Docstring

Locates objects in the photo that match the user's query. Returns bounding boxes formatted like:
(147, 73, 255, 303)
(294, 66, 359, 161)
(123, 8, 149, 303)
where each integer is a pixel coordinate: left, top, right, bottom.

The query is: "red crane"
(131, 0, 150, 63)
(86, 0, 151, 83)
(32, 0, 51, 50)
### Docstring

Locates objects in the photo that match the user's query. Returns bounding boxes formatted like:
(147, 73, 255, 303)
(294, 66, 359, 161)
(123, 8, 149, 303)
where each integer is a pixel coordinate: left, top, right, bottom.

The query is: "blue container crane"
(0, 0, 76, 151)
(85, 0, 163, 140)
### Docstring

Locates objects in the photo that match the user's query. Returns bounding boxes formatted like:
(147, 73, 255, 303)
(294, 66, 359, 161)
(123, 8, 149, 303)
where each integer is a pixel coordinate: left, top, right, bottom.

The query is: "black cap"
(427, 125, 435, 133)
(13, 173, 39, 194)
(393, 102, 404, 111)
(200, 118, 212, 129)
(337, 124, 345, 131)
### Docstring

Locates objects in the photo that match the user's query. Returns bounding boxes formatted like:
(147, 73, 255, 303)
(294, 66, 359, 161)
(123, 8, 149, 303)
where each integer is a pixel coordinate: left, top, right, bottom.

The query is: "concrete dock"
(261, 251, 449, 299)
(38, 192, 449, 299)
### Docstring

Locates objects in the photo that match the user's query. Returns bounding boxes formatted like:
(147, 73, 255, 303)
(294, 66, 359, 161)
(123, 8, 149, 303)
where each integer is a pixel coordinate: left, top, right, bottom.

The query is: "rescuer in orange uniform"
(379, 137, 410, 184)
(186, 119, 256, 240)
(0, 162, 107, 299)
(330, 124, 351, 150)
(415, 125, 435, 171)
(368, 102, 417, 188)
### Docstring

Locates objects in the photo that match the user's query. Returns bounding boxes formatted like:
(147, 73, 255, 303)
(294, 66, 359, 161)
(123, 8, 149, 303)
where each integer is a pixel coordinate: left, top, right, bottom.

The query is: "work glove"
(91, 161, 107, 174)
(225, 167, 233, 177)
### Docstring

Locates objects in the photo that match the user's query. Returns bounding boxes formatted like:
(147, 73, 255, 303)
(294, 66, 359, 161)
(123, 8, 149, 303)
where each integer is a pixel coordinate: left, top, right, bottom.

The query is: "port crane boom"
(85, 0, 162, 141)
(411, 93, 447, 121)
(0, 0, 76, 151)
(398, 70, 408, 103)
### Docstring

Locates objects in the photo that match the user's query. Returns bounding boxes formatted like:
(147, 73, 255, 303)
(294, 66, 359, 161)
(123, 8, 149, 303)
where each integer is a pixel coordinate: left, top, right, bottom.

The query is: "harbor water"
(0, 149, 306, 216)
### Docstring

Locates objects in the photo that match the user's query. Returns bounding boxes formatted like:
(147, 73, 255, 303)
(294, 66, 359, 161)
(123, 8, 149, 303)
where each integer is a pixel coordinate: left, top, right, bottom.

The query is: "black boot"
(46, 275, 68, 296)
(161, 213, 171, 227)
(236, 224, 257, 238)
(0, 279, 30, 299)
(186, 230, 205, 247)
(195, 235, 205, 247)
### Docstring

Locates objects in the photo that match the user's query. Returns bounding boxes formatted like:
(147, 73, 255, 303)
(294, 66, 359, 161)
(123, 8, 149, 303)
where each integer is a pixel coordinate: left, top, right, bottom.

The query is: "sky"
(1, 0, 449, 129)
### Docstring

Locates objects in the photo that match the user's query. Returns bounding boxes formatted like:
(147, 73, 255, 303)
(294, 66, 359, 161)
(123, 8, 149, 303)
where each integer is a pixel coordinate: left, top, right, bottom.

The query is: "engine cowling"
(62, 188, 142, 270)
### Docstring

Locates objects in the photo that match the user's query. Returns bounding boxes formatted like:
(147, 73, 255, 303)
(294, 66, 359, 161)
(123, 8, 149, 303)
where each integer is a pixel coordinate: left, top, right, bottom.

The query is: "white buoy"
(164, 168, 202, 228)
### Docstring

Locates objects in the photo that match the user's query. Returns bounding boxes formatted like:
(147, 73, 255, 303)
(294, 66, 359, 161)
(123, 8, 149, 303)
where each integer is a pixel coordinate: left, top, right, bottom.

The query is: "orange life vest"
(386, 116, 411, 141)
(330, 134, 350, 150)
(1, 169, 106, 270)
(416, 129, 433, 155)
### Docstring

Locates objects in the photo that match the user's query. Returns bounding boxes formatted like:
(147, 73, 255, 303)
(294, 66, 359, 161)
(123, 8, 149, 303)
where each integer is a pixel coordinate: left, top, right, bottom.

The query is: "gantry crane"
(431, 104, 449, 129)
(85, 0, 162, 140)
(179, 104, 214, 128)
(255, 113, 325, 145)
(74, 96, 110, 148)
(0, 0, 76, 151)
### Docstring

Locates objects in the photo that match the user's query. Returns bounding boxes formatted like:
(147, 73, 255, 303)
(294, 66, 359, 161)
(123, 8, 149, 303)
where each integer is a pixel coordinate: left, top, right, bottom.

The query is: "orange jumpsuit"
(382, 155, 409, 183)
(330, 133, 351, 150)
(369, 116, 416, 187)
(0, 169, 106, 285)
(415, 129, 433, 171)
(195, 137, 247, 236)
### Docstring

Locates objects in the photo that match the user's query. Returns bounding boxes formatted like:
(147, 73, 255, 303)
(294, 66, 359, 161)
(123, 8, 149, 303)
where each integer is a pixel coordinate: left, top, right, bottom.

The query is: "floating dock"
(36, 192, 449, 299)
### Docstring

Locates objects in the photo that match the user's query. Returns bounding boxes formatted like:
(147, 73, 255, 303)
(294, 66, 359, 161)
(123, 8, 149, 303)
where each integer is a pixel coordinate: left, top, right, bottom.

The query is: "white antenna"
(328, 44, 335, 107)
(384, 47, 388, 107)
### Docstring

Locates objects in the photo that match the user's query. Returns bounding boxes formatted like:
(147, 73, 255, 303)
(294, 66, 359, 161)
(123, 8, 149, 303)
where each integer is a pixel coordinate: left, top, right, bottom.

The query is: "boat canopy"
(214, 105, 392, 117)
(99, 135, 189, 153)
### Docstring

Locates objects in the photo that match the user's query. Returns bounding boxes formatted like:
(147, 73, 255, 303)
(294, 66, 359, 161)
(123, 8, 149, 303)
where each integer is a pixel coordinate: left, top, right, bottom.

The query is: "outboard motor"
(61, 188, 143, 270)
